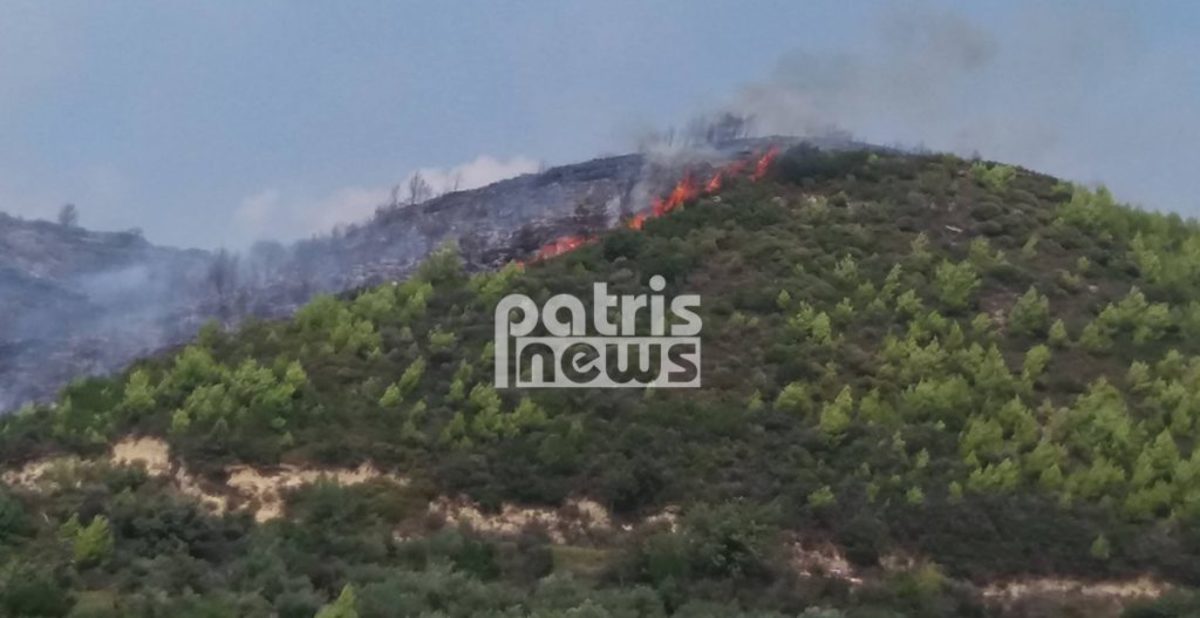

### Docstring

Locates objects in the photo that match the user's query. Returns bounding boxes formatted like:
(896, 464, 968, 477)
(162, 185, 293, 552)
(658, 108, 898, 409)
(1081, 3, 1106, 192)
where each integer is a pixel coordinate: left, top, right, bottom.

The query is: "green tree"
(120, 369, 156, 419)
(71, 516, 114, 567)
(774, 382, 810, 414)
(966, 458, 1020, 494)
(169, 409, 191, 435)
(819, 387, 854, 437)
(1009, 287, 1050, 336)
(379, 383, 402, 409)
(972, 162, 1016, 190)
(808, 486, 836, 508)
(1079, 320, 1113, 353)
(934, 260, 980, 311)
(315, 585, 359, 618)
(0, 490, 28, 542)
(416, 242, 465, 285)
(398, 357, 426, 396)
(909, 233, 932, 269)
(428, 328, 457, 354)
(1023, 344, 1051, 380)
(1090, 534, 1111, 561)
(1048, 319, 1070, 347)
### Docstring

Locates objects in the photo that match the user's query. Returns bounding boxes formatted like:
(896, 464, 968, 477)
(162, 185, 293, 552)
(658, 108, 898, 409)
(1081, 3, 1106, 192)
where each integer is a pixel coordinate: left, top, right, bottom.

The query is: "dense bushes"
(4, 146, 1200, 614)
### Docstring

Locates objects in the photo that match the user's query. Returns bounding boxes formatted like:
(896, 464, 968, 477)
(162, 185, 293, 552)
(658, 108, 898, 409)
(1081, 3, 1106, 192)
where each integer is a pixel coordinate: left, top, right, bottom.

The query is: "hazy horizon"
(3, 0, 1198, 250)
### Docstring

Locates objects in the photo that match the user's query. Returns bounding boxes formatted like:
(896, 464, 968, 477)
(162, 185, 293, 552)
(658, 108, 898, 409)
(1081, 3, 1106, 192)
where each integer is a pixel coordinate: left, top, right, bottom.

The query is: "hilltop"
(0, 138, 797, 412)
(4, 145, 1200, 616)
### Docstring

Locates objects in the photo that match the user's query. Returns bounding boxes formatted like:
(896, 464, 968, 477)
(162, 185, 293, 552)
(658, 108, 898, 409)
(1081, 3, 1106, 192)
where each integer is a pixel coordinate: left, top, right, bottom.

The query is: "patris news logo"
(494, 275, 701, 388)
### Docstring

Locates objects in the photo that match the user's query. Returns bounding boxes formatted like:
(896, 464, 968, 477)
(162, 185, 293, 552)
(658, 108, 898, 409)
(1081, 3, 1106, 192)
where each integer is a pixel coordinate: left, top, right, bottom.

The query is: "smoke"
(729, 3, 1200, 215)
(232, 155, 540, 245)
(734, 7, 996, 145)
(405, 155, 541, 197)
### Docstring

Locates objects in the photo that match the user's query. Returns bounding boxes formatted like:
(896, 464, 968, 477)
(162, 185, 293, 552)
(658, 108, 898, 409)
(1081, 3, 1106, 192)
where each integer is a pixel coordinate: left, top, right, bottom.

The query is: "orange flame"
(534, 234, 592, 261)
(704, 171, 723, 194)
(524, 146, 781, 263)
(653, 174, 699, 217)
(751, 147, 779, 181)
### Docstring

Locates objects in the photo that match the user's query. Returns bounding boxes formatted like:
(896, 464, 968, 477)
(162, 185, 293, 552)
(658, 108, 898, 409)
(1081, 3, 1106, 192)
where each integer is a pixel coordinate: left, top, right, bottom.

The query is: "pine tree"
(819, 387, 854, 437)
(1051, 319, 1070, 348)
(1009, 287, 1050, 336)
(746, 390, 764, 412)
(1039, 463, 1064, 490)
(1079, 320, 1113, 353)
(120, 369, 156, 419)
(774, 383, 810, 414)
(72, 516, 114, 566)
(776, 289, 792, 310)
(379, 383, 402, 409)
(909, 233, 932, 269)
(316, 585, 359, 618)
(1090, 534, 1111, 561)
(1022, 344, 1051, 384)
(169, 409, 191, 435)
(934, 260, 980, 311)
(398, 357, 426, 396)
(808, 485, 836, 508)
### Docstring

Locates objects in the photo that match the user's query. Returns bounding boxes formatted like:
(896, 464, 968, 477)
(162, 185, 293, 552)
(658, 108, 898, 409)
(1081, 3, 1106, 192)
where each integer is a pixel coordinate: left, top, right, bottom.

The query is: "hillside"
(0, 138, 793, 412)
(0, 215, 213, 410)
(4, 145, 1200, 617)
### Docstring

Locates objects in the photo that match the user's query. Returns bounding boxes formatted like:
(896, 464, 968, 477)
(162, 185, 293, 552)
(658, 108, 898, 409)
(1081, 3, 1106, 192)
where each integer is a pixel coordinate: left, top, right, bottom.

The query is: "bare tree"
(635, 126, 677, 152)
(708, 112, 754, 144)
(57, 203, 79, 227)
(407, 171, 433, 205)
(207, 249, 240, 314)
(683, 112, 754, 146)
(248, 240, 287, 287)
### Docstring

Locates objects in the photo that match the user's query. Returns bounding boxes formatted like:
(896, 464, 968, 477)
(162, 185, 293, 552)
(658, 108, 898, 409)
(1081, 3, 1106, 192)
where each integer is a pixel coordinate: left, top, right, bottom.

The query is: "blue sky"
(2, 1, 1198, 248)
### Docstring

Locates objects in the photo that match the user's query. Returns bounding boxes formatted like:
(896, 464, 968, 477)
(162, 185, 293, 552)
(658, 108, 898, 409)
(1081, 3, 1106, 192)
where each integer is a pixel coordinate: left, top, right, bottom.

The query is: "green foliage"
(119, 369, 156, 419)
(775, 289, 792, 310)
(819, 387, 854, 437)
(66, 515, 114, 567)
(1009, 287, 1050, 337)
(933, 260, 980, 311)
(428, 328, 457, 354)
(416, 242, 466, 285)
(1090, 534, 1112, 561)
(773, 382, 810, 414)
(315, 585, 359, 618)
(972, 162, 1016, 190)
(1048, 318, 1070, 347)
(1022, 344, 1052, 383)
(808, 486, 836, 508)
(0, 489, 28, 542)
(379, 383, 402, 409)
(9, 147, 1200, 614)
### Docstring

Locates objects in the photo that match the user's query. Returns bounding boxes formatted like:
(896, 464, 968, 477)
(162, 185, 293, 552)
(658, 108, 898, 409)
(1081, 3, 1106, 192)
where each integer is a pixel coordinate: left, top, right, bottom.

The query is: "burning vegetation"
(528, 147, 781, 262)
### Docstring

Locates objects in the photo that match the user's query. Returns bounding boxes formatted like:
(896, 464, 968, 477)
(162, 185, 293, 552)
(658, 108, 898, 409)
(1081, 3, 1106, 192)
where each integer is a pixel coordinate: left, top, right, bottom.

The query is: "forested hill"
(5, 145, 1200, 616)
